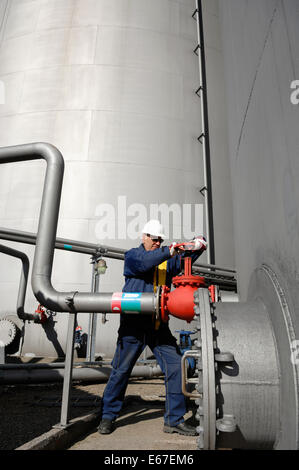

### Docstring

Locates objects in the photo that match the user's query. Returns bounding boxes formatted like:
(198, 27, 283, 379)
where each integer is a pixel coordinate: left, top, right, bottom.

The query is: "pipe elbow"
(32, 275, 66, 312)
(32, 142, 64, 168)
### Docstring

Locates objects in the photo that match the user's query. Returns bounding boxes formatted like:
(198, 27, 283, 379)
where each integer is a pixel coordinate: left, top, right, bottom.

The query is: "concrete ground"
(69, 411, 198, 451)
(68, 378, 198, 451)
(68, 393, 198, 451)
(2, 376, 199, 451)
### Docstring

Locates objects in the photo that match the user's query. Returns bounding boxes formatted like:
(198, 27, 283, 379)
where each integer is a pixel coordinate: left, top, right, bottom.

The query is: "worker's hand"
(169, 242, 184, 257)
(193, 236, 207, 251)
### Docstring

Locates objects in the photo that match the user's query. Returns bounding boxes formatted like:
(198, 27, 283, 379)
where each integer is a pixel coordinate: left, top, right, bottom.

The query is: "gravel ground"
(0, 380, 99, 450)
(1, 376, 197, 451)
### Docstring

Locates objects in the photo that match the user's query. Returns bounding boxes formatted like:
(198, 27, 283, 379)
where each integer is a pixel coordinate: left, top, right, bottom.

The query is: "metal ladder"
(192, 0, 215, 266)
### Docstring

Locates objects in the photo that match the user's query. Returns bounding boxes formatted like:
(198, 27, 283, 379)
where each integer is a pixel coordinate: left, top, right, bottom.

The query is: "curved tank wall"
(0, 0, 234, 358)
(218, 0, 299, 449)
(219, 0, 299, 302)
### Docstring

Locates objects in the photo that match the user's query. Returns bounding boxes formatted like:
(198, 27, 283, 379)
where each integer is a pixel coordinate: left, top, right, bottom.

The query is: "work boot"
(163, 421, 198, 436)
(98, 418, 115, 435)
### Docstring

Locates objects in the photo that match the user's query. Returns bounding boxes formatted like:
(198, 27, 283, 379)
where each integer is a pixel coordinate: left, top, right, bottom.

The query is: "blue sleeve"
(124, 246, 171, 276)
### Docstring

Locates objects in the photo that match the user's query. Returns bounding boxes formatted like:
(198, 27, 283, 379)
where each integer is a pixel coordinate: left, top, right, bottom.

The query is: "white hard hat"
(141, 219, 165, 238)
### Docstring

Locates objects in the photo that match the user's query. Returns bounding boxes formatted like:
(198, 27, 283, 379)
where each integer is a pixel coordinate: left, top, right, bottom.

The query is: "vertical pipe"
(91, 269, 99, 359)
(0, 345, 4, 364)
(59, 312, 77, 427)
(86, 257, 99, 362)
(0, 244, 39, 322)
(195, 0, 215, 265)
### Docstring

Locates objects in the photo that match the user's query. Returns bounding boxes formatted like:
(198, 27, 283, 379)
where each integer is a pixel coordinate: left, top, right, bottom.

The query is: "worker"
(98, 219, 207, 436)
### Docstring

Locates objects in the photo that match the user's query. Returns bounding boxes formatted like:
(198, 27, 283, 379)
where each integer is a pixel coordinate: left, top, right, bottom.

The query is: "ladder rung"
(200, 186, 207, 196)
(193, 44, 201, 55)
(197, 133, 205, 143)
(192, 8, 198, 19)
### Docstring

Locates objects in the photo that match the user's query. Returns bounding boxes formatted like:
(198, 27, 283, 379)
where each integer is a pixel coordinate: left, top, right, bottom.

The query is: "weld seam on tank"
(220, 380, 279, 386)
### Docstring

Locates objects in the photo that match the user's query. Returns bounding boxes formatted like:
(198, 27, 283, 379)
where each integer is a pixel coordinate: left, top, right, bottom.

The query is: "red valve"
(160, 257, 205, 323)
(208, 285, 216, 303)
(35, 304, 47, 324)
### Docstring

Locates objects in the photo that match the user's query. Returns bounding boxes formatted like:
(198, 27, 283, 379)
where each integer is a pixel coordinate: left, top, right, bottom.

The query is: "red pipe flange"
(160, 285, 170, 323)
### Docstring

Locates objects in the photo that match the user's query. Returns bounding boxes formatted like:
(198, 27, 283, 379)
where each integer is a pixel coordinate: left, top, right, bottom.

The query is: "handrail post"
(56, 312, 77, 428)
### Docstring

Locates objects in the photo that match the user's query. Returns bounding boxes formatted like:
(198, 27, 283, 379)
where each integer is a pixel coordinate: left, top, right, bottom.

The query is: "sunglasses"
(147, 234, 164, 244)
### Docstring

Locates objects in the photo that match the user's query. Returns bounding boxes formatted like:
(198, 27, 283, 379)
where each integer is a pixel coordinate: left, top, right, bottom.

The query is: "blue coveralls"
(101, 244, 200, 426)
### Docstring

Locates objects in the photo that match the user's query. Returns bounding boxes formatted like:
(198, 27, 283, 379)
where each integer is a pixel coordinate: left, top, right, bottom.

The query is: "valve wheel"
(0, 318, 17, 347)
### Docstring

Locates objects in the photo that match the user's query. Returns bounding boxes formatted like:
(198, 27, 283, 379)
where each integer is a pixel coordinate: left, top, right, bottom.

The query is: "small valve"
(97, 258, 107, 275)
(34, 304, 48, 324)
(74, 325, 83, 349)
